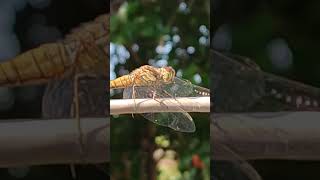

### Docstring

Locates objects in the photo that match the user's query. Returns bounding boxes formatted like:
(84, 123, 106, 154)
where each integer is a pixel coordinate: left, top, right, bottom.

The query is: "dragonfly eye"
(161, 66, 175, 83)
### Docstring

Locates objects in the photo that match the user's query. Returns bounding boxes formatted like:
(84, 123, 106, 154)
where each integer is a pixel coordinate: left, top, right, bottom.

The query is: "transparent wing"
(123, 86, 195, 132)
(163, 77, 210, 97)
(123, 77, 209, 132)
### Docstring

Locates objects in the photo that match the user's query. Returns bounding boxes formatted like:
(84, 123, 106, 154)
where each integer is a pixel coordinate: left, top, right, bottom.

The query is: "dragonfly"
(110, 65, 210, 132)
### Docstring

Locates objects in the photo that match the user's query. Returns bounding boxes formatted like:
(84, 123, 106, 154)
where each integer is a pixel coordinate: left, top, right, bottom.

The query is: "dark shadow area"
(212, 0, 320, 179)
(0, 0, 108, 179)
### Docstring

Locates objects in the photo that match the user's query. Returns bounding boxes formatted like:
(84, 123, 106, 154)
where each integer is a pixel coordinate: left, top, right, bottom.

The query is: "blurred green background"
(110, 0, 210, 179)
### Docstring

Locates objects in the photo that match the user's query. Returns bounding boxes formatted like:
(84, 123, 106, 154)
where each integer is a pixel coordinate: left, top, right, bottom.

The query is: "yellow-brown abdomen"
(0, 42, 70, 86)
(110, 75, 133, 89)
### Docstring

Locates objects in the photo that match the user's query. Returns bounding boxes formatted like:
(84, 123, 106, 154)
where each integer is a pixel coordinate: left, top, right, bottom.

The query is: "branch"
(110, 97, 210, 115)
(0, 118, 109, 167)
(211, 112, 320, 160)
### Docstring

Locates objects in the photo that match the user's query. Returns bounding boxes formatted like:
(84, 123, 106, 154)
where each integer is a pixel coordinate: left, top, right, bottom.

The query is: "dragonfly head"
(160, 66, 175, 83)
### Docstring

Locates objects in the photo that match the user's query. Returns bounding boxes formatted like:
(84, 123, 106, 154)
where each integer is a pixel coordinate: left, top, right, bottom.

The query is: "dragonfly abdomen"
(0, 42, 71, 86)
(194, 89, 210, 96)
(110, 75, 134, 89)
(0, 14, 109, 87)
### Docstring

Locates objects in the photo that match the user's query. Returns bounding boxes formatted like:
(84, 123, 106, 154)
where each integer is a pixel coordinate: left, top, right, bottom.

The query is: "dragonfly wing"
(123, 86, 155, 99)
(123, 86, 196, 132)
(142, 111, 195, 132)
(110, 88, 123, 98)
(161, 77, 210, 97)
(123, 87, 133, 99)
(123, 77, 210, 98)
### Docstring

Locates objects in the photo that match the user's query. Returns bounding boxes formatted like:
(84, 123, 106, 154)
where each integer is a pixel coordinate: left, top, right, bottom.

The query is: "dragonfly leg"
(162, 89, 177, 99)
(70, 72, 106, 179)
(73, 74, 85, 154)
(131, 85, 137, 118)
(152, 90, 156, 100)
(68, 74, 81, 180)
(72, 72, 106, 152)
(70, 73, 92, 179)
(69, 165, 77, 179)
(151, 91, 167, 107)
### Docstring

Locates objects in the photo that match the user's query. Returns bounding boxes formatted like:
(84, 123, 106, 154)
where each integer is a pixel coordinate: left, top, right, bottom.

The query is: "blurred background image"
(212, 0, 320, 180)
(0, 0, 108, 179)
(213, 0, 320, 86)
(110, 0, 210, 179)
